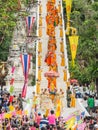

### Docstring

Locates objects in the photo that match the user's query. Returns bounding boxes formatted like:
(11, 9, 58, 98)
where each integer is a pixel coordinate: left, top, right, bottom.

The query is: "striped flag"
(26, 16, 35, 35)
(20, 54, 31, 80)
(22, 81, 27, 98)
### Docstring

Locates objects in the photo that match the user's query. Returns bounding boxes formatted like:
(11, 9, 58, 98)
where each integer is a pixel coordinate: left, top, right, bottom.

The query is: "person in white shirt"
(95, 97, 98, 108)
(83, 97, 88, 110)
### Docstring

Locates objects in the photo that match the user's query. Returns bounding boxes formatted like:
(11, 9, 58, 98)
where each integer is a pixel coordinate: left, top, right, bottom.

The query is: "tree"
(63, 0, 98, 84)
(0, 0, 21, 61)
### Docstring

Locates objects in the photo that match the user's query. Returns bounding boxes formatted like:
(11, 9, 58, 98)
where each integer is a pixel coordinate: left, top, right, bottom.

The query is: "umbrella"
(44, 70, 59, 77)
(70, 79, 78, 83)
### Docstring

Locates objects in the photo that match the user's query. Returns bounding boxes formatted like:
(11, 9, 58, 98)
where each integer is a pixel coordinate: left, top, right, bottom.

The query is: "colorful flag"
(10, 78, 15, 85)
(10, 86, 14, 94)
(20, 54, 31, 80)
(26, 16, 35, 35)
(65, 0, 73, 21)
(22, 81, 27, 98)
(69, 36, 79, 66)
(11, 66, 15, 73)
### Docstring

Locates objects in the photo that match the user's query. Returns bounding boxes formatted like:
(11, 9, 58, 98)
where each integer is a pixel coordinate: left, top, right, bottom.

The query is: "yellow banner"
(66, 0, 72, 21)
(69, 36, 79, 66)
(66, 117, 76, 129)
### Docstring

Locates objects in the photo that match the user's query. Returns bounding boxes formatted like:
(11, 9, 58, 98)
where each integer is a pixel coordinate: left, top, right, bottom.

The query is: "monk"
(36, 80, 40, 94)
(51, 0, 55, 4)
(39, 27, 42, 37)
(59, 15, 62, 26)
(38, 53, 42, 67)
(63, 69, 67, 81)
(60, 41, 64, 53)
(38, 67, 42, 81)
(46, 23, 52, 35)
(48, 43, 56, 51)
(60, 53, 65, 66)
(49, 26, 55, 37)
(48, 37, 56, 45)
(46, 1, 54, 12)
(54, 15, 59, 26)
(39, 15, 42, 26)
(58, 1, 61, 13)
(39, 4, 42, 14)
(60, 27, 63, 37)
(38, 41, 42, 53)
(70, 93, 76, 107)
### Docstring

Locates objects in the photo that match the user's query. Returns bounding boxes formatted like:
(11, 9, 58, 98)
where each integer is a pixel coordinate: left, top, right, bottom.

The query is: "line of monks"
(37, 1, 68, 94)
(45, 1, 60, 95)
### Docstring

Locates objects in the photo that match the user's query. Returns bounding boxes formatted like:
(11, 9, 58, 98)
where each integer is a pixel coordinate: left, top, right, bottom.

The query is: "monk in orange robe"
(60, 53, 65, 66)
(63, 69, 67, 81)
(39, 4, 42, 14)
(59, 15, 62, 26)
(38, 54, 42, 67)
(58, 1, 61, 13)
(60, 28, 63, 37)
(60, 41, 64, 53)
(38, 42, 42, 53)
(48, 37, 56, 45)
(36, 80, 40, 94)
(39, 15, 42, 26)
(39, 27, 42, 37)
(38, 67, 42, 81)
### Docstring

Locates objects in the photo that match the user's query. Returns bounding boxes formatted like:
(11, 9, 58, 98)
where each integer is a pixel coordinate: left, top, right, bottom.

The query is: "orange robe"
(63, 70, 67, 81)
(39, 27, 42, 37)
(60, 42, 64, 52)
(39, 5, 42, 14)
(38, 55, 42, 66)
(58, 4, 61, 13)
(60, 54, 65, 66)
(38, 69, 42, 81)
(51, 53, 56, 65)
(49, 65, 57, 71)
(39, 16, 42, 26)
(45, 51, 53, 65)
(70, 94, 76, 107)
(36, 81, 40, 94)
(38, 42, 42, 53)
(47, 77, 51, 88)
(60, 28, 63, 37)
(59, 17, 62, 26)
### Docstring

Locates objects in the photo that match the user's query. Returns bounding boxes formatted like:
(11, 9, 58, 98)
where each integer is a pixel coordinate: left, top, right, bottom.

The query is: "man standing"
(67, 87, 72, 107)
(87, 95, 95, 115)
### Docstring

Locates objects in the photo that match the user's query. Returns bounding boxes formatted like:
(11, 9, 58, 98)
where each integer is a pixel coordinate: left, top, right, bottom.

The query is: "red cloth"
(9, 96, 13, 103)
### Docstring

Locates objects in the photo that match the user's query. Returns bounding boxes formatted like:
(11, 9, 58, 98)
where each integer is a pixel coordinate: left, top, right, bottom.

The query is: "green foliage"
(0, 0, 21, 61)
(63, 0, 98, 84)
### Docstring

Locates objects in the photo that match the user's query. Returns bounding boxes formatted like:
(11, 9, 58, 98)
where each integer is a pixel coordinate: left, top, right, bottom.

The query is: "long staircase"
(36, 0, 90, 117)
(36, 0, 68, 112)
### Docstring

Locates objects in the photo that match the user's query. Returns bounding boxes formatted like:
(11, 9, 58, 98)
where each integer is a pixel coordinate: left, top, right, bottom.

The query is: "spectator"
(83, 97, 88, 110)
(48, 110, 56, 127)
(67, 87, 72, 107)
(40, 114, 49, 128)
(87, 95, 95, 115)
